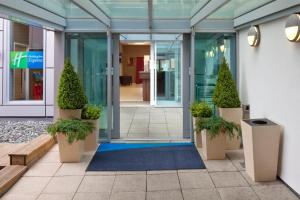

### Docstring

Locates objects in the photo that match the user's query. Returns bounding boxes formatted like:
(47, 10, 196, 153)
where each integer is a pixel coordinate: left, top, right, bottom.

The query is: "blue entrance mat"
(86, 143, 206, 171)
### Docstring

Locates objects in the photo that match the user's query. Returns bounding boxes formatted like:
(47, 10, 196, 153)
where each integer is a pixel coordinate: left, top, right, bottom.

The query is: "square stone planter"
(241, 119, 281, 182)
(201, 130, 226, 160)
(83, 119, 99, 151)
(57, 133, 83, 163)
(59, 109, 82, 120)
(193, 117, 202, 148)
(219, 107, 242, 150)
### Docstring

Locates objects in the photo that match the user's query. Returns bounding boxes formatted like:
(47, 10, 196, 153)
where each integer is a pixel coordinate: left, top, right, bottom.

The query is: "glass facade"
(65, 33, 108, 140)
(9, 21, 44, 101)
(194, 33, 236, 106)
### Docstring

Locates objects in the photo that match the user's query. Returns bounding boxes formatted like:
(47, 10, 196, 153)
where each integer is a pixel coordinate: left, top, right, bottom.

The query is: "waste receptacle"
(241, 118, 281, 182)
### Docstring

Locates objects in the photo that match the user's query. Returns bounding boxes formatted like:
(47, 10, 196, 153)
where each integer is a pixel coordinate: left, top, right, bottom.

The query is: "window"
(9, 21, 44, 101)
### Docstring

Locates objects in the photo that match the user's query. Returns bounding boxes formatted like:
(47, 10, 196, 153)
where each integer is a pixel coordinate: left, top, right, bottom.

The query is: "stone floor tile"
(210, 172, 249, 188)
(7, 176, 51, 195)
(231, 160, 246, 171)
(146, 190, 183, 200)
(77, 175, 115, 193)
(204, 160, 237, 172)
(110, 191, 146, 200)
(182, 188, 221, 200)
(147, 170, 177, 175)
(85, 171, 116, 176)
(218, 187, 259, 200)
(54, 162, 88, 176)
(43, 176, 83, 194)
(37, 193, 74, 200)
(178, 171, 215, 189)
(116, 171, 146, 175)
(252, 184, 300, 200)
(147, 173, 180, 191)
(24, 163, 61, 177)
(0, 194, 39, 200)
(49, 144, 59, 152)
(177, 169, 208, 173)
(38, 151, 60, 163)
(240, 171, 282, 186)
(73, 192, 110, 200)
(112, 174, 146, 192)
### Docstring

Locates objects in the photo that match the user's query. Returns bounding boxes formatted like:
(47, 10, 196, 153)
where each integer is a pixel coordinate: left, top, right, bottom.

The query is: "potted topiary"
(47, 119, 94, 162)
(190, 102, 213, 148)
(197, 117, 240, 160)
(81, 104, 101, 151)
(212, 57, 242, 150)
(57, 59, 87, 119)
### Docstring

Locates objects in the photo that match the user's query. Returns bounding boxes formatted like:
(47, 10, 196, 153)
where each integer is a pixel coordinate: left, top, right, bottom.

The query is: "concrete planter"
(201, 130, 226, 160)
(193, 117, 202, 148)
(218, 107, 242, 150)
(241, 119, 281, 182)
(83, 119, 99, 151)
(57, 133, 83, 163)
(59, 109, 82, 120)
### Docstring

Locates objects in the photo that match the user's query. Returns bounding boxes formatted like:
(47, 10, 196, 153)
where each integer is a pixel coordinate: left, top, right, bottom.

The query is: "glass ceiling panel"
(91, 0, 148, 19)
(208, 0, 275, 19)
(25, 0, 93, 18)
(153, 0, 204, 19)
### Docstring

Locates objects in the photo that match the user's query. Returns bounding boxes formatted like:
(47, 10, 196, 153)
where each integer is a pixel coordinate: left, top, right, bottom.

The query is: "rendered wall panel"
(0, 31, 3, 68)
(46, 31, 55, 68)
(46, 105, 54, 117)
(0, 18, 3, 30)
(0, 69, 2, 105)
(45, 68, 54, 105)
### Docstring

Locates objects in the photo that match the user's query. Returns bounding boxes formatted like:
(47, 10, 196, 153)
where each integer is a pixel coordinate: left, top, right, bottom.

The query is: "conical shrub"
(212, 57, 240, 108)
(57, 59, 87, 109)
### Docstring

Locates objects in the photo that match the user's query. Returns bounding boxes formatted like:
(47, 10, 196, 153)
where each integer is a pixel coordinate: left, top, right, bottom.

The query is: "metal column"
(107, 30, 112, 141)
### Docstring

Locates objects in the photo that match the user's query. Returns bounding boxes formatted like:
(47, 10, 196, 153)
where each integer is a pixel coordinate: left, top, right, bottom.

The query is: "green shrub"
(190, 102, 213, 118)
(57, 59, 87, 109)
(212, 57, 240, 108)
(81, 104, 102, 120)
(196, 117, 241, 139)
(47, 119, 94, 144)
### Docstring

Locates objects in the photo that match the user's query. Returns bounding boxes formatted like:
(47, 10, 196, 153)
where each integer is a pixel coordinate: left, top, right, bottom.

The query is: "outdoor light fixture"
(220, 44, 225, 53)
(248, 26, 260, 47)
(285, 14, 300, 42)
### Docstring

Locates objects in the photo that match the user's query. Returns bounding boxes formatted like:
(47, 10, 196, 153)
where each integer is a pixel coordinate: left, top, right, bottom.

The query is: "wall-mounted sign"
(10, 51, 43, 69)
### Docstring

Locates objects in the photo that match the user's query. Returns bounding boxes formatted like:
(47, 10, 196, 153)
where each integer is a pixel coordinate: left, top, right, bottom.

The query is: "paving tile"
(210, 172, 249, 188)
(77, 175, 115, 193)
(73, 192, 110, 200)
(112, 174, 146, 192)
(240, 171, 281, 186)
(177, 169, 208, 173)
(204, 160, 237, 172)
(147, 170, 177, 175)
(49, 144, 59, 152)
(147, 173, 180, 191)
(178, 171, 215, 189)
(116, 171, 146, 175)
(43, 176, 83, 194)
(110, 191, 146, 200)
(182, 188, 221, 200)
(39, 151, 60, 163)
(85, 171, 116, 176)
(252, 184, 300, 200)
(146, 190, 183, 200)
(0, 194, 39, 200)
(54, 162, 88, 176)
(231, 160, 245, 171)
(7, 176, 51, 195)
(24, 163, 61, 177)
(37, 193, 74, 200)
(218, 187, 259, 200)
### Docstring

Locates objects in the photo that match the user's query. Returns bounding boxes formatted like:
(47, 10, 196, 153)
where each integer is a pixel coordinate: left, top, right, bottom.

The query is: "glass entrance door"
(154, 41, 182, 106)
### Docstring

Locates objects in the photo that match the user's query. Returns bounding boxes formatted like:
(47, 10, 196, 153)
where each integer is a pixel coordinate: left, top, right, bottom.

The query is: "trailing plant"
(47, 119, 94, 143)
(190, 102, 213, 118)
(212, 57, 241, 108)
(57, 59, 87, 109)
(196, 117, 241, 139)
(81, 104, 102, 120)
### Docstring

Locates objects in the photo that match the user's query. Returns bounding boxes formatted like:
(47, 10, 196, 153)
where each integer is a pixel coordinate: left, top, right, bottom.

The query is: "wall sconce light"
(248, 26, 260, 46)
(285, 14, 300, 42)
(220, 44, 225, 53)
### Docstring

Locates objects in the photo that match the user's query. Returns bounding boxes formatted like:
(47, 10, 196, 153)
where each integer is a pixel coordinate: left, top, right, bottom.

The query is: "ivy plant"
(57, 59, 87, 109)
(190, 102, 213, 118)
(212, 57, 241, 108)
(47, 119, 94, 144)
(196, 117, 241, 139)
(81, 104, 102, 120)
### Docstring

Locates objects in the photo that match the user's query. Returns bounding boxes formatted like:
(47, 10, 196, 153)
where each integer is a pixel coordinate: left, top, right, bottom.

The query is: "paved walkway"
(0, 143, 25, 166)
(1, 144, 299, 200)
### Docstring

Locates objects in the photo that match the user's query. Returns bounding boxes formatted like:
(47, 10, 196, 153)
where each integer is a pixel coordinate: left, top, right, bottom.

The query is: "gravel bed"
(0, 119, 52, 143)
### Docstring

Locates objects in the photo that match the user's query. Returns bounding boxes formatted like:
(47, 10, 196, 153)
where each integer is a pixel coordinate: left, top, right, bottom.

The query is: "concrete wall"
(238, 16, 300, 194)
(121, 44, 150, 83)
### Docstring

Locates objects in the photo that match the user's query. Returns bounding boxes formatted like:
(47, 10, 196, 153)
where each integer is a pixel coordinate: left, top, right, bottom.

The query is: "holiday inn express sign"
(10, 51, 43, 69)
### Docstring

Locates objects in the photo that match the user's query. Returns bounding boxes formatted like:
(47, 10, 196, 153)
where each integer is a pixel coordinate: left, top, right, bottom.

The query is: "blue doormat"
(86, 143, 206, 171)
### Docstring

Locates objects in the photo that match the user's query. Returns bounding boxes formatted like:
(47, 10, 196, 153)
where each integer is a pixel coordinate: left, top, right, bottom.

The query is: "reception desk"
(139, 71, 150, 101)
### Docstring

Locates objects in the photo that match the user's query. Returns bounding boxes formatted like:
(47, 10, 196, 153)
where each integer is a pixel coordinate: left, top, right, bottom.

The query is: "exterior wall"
(238, 16, 300, 194)
(0, 18, 55, 117)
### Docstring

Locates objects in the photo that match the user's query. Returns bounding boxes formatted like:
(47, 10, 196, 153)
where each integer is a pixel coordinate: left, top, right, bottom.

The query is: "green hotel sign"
(10, 52, 28, 69)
